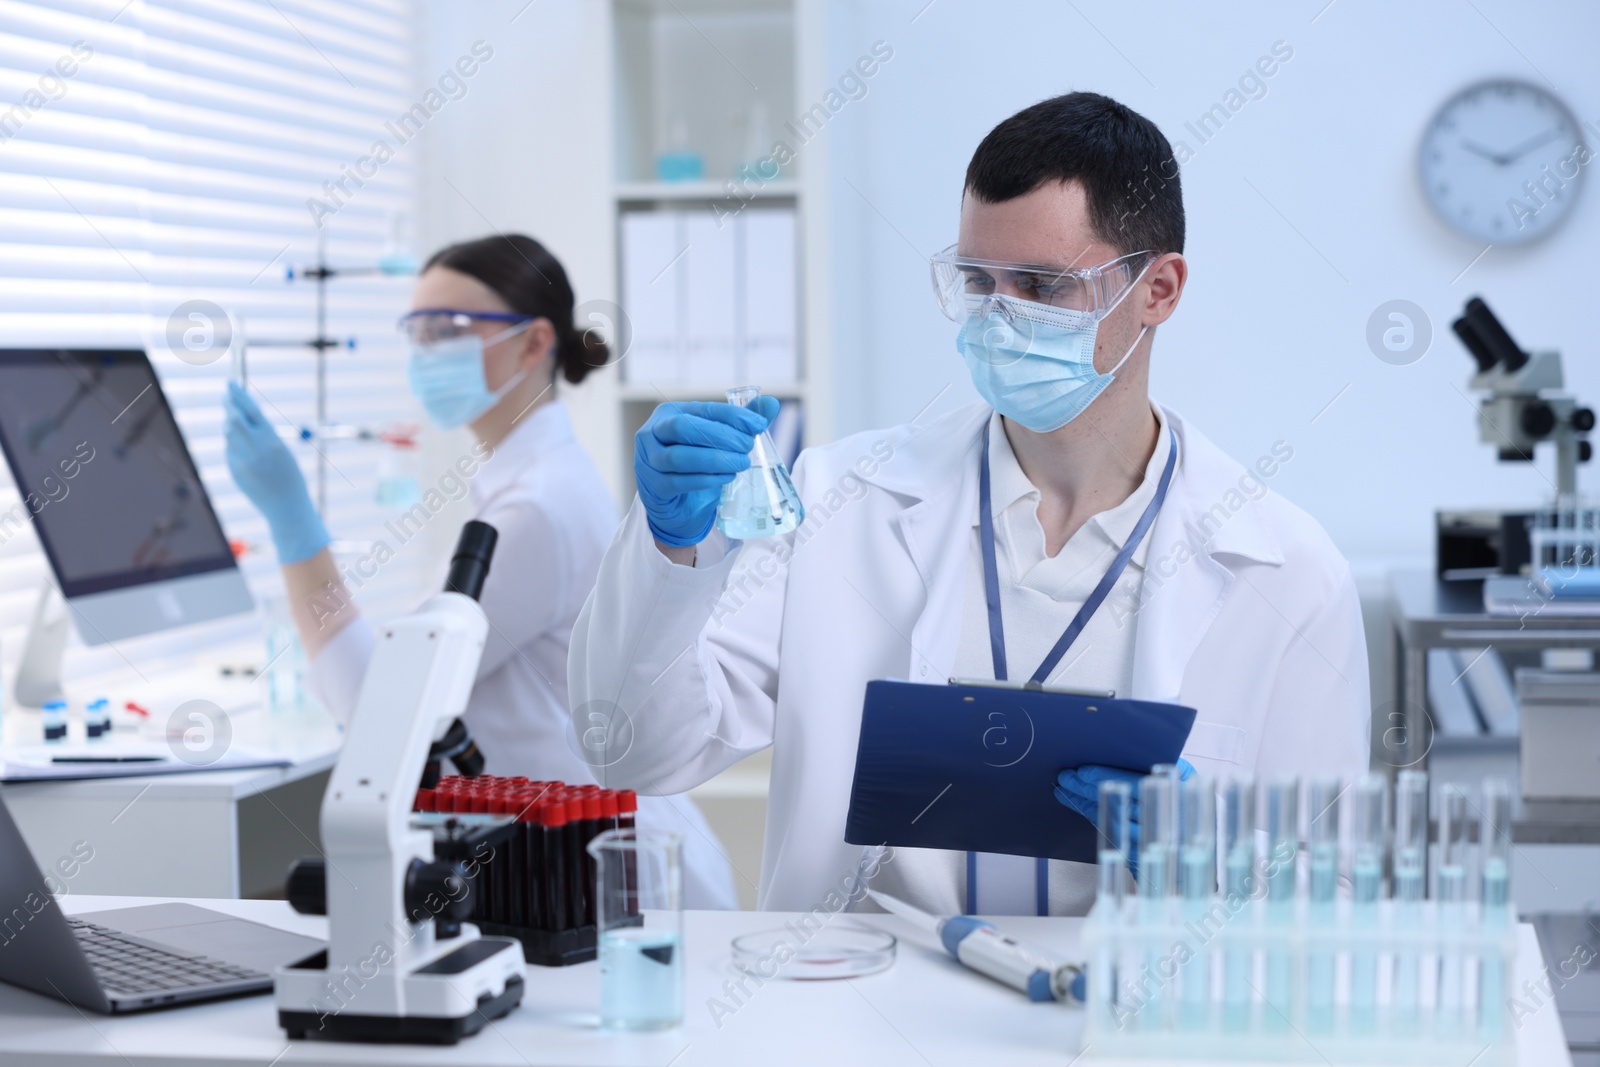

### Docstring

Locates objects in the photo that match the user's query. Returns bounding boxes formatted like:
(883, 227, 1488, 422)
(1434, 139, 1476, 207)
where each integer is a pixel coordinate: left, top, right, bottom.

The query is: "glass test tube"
(1306, 777, 1340, 1032)
(1478, 778, 1511, 1041)
(1095, 779, 1132, 1031)
(1222, 777, 1256, 1032)
(1436, 785, 1470, 1036)
(1479, 779, 1511, 908)
(1348, 774, 1388, 1033)
(1307, 777, 1340, 905)
(1393, 771, 1428, 1030)
(1395, 772, 1428, 901)
(1138, 775, 1175, 1031)
(1150, 763, 1182, 856)
(1263, 776, 1299, 1031)
(1179, 778, 1216, 900)
(1179, 777, 1215, 1030)
(1097, 779, 1132, 910)
(1140, 775, 1177, 901)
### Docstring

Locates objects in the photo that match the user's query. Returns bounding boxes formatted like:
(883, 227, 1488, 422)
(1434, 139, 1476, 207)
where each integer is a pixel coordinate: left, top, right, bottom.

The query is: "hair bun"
(562, 326, 610, 384)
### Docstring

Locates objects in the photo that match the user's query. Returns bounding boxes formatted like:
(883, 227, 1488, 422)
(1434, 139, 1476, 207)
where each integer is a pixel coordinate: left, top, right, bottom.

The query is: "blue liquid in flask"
(716, 386, 803, 540)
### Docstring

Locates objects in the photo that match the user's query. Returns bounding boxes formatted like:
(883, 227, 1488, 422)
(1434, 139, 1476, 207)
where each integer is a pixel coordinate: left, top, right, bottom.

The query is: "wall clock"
(1420, 79, 1587, 244)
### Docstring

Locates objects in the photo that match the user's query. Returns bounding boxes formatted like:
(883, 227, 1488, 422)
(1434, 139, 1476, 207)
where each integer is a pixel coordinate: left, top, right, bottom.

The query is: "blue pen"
(868, 889, 1085, 1003)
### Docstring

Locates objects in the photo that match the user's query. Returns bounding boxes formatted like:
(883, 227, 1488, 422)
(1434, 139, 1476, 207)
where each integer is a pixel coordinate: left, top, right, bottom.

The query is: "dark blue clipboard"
(844, 679, 1197, 863)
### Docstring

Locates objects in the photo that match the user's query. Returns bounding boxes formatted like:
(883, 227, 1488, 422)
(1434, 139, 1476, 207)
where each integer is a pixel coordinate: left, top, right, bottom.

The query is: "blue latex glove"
(224, 380, 330, 564)
(633, 397, 779, 547)
(1054, 759, 1196, 870)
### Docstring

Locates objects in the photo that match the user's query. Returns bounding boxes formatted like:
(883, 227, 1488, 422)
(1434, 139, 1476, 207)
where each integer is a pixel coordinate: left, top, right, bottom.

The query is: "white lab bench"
(2, 697, 342, 899)
(0, 895, 1570, 1067)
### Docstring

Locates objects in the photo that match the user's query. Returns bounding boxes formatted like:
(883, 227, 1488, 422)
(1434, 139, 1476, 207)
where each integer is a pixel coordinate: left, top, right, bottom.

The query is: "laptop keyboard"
(68, 919, 264, 997)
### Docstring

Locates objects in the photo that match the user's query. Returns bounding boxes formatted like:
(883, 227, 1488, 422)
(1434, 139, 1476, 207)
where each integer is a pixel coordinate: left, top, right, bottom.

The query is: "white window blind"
(0, 0, 428, 692)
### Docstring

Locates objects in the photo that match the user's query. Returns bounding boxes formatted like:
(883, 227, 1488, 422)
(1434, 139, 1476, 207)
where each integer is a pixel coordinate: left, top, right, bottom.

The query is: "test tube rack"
(414, 776, 640, 967)
(1081, 895, 1517, 1065)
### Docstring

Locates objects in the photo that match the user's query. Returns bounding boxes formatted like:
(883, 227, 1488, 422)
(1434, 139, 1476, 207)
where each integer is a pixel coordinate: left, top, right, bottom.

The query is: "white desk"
(0, 896, 1569, 1067)
(2, 704, 341, 898)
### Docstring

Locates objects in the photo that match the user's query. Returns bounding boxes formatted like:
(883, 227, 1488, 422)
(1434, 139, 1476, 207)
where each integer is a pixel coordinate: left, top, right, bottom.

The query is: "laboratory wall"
(819, 0, 1600, 574)
(413, 0, 619, 551)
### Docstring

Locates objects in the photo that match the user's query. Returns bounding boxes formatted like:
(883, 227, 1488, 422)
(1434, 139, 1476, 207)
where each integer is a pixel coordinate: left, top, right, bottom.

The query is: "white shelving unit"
(599, 0, 830, 906)
(607, 0, 830, 503)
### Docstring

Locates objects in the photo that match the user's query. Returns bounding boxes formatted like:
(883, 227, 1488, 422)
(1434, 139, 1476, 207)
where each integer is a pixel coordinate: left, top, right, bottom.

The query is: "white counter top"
(0, 895, 1567, 1067)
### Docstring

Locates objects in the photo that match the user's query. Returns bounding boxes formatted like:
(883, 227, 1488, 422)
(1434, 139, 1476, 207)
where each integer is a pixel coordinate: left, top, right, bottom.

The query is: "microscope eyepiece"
(1462, 296, 1527, 373)
(1452, 315, 1499, 373)
(445, 520, 498, 602)
(431, 520, 499, 783)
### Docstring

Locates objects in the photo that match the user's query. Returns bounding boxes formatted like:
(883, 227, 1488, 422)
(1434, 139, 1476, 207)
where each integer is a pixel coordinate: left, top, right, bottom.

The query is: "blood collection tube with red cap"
(511, 789, 538, 928)
(541, 796, 571, 930)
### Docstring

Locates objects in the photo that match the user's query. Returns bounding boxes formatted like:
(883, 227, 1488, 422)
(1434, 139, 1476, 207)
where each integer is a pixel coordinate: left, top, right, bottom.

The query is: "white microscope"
(1453, 296, 1593, 495)
(1437, 297, 1596, 579)
(274, 520, 525, 1043)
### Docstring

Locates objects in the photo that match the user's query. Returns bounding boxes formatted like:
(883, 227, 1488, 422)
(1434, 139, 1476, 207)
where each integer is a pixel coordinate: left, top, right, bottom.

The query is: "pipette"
(866, 889, 1085, 1003)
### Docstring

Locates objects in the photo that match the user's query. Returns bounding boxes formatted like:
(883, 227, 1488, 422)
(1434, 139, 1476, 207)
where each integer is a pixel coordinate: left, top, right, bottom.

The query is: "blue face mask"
(407, 321, 532, 429)
(956, 267, 1148, 433)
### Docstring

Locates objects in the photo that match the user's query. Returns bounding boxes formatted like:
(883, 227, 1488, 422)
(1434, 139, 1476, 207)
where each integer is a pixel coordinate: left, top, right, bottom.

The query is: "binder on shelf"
(619, 211, 683, 385)
(619, 206, 799, 390)
(683, 213, 738, 387)
(741, 208, 797, 385)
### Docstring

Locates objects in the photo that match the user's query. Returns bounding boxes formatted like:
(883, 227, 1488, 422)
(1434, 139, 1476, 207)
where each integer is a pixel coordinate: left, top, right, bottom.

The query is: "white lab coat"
(568, 401, 1370, 913)
(309, 400, 738, 910)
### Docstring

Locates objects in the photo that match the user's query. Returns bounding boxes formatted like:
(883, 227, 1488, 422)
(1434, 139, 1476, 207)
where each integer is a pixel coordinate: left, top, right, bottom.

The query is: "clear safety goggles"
(929, 245, 1152, 321)
(397, 308, 532, 345)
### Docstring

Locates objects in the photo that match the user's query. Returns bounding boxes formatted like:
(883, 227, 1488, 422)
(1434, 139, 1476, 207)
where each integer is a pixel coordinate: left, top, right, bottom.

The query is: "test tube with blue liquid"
(1137, 774, 1175, 1031)
(1095, 779, 1132, 1030)
(1348, 774, 1388, 1034)
(1178, 777, 1214, 1031)
(1263, 776, 1298, 1031)
(1435, 785, 1470, 1038)
(715, 387, 804, 540)
(1222, 776, 1256, 1032)
(1305, 776, 1340, 1033)
(1478, 778, 1511, 1041)
(1393, 771, 1428, 1034)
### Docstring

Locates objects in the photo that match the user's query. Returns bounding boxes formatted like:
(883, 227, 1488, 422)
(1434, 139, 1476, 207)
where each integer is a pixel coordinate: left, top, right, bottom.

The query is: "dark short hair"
(424, 234, 609, 385)
(964, 92, 1184, 258)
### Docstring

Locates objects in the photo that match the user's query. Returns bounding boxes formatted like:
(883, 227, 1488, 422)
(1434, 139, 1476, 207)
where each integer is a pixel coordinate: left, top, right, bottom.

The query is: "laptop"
(0, 790, 323, 1013)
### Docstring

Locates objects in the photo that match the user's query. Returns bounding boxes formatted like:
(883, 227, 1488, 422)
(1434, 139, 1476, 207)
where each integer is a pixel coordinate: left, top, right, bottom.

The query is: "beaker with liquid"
(716, 386, 803, 540)
(588, 828, 683, 1031)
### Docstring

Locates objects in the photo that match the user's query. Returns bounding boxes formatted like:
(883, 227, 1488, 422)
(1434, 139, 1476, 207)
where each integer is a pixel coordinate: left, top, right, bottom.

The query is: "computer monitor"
(0, 349, 253, 645)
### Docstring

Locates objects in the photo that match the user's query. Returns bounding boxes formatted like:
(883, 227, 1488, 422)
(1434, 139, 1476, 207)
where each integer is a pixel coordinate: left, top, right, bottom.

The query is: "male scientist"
(569, 92, 1369, 916)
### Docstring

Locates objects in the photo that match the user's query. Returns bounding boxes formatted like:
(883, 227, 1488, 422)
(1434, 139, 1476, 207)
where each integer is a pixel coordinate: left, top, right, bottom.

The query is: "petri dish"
(731, 925, 896, 980)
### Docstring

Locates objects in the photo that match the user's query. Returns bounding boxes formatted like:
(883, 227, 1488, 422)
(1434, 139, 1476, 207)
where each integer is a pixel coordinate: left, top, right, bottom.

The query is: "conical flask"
(716, 386, 804, 539)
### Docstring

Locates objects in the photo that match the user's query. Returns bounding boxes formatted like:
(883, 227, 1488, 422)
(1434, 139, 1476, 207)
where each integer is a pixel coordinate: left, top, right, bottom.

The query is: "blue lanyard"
(967, 419, 1178, 916)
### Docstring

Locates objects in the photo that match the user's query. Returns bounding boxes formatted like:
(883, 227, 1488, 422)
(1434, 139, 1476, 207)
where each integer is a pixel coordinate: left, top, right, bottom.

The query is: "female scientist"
(224, 233, 736, 909)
